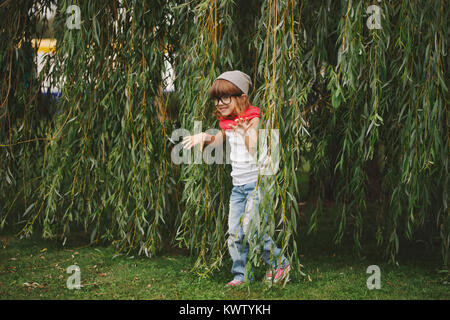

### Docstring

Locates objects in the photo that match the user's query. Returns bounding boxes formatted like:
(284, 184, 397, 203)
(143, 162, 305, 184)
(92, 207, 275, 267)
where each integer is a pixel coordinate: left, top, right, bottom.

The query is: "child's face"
(215, 95, 241, 117)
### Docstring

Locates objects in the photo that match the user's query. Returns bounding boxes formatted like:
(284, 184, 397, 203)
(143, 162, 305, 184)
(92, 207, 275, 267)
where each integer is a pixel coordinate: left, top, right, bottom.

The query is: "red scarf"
(219, 106, 264, 131)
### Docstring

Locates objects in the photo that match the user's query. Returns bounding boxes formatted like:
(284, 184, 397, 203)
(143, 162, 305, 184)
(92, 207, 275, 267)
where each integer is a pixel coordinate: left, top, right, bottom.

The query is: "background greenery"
(0, 0, 448, 282)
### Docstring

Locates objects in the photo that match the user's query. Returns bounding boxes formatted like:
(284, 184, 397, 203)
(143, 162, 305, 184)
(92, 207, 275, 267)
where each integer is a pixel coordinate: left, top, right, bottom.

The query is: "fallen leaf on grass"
(23, 282, 45, 289)
(54, 264, 65, 272)
(98, 273, 108, 277)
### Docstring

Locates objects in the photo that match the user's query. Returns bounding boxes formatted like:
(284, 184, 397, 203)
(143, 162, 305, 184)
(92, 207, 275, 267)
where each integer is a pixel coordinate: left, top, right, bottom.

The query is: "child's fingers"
(234, 119, 243, 126)
(182, 136, 192, 149)
(236, 118, 249, 126)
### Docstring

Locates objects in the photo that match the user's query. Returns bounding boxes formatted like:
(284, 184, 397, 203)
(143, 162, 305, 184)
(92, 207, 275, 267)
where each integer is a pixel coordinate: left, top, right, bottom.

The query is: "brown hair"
(209, 79, 250, 120)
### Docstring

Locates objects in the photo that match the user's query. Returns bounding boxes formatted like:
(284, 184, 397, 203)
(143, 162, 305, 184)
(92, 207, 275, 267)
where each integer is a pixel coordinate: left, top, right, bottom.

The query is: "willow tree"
(1, 0, 57, 235)
(1, 0, 448, 273)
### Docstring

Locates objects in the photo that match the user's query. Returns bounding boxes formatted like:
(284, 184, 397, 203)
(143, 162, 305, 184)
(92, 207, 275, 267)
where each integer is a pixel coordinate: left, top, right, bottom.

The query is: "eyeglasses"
(211, 94, 242, 106)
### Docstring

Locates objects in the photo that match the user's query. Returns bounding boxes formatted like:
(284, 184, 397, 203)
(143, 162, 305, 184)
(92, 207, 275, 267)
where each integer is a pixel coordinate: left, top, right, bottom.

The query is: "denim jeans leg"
(261, 234, 288, 269)
(252, 181, 289, 269)
(227, 185, 248, 282)
(228, 180, 289, 282)
(242, 181, 260, 235)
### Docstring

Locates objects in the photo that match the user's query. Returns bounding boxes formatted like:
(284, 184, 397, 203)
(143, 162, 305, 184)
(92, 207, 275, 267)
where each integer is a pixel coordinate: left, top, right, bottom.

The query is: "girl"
(182, 70, 290, 287)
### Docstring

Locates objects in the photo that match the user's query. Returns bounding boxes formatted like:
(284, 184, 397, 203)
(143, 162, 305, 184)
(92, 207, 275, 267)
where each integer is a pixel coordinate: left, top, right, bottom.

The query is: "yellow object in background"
(32, 38, 56, 53)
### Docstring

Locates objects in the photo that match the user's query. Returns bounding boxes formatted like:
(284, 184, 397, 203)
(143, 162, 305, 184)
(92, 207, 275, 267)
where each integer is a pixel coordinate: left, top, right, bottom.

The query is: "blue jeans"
(227, 180, 288, 282)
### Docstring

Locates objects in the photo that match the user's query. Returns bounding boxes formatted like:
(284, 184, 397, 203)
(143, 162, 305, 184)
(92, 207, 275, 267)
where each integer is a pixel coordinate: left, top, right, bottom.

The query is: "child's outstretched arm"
(181, 130, 224, 151)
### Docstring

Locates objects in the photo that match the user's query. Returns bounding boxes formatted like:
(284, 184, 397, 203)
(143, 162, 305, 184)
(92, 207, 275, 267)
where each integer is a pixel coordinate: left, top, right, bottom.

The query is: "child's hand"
(182, 133, 206, 151)
(229, 117, 251, 136)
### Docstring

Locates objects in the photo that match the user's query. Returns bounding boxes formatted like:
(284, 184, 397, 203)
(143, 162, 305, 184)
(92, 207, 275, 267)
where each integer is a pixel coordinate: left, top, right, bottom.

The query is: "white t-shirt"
(225, 130, 278, 186)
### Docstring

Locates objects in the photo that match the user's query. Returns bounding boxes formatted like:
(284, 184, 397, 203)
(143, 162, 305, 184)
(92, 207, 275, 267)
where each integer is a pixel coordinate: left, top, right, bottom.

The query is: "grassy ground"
(1, 227, 448, 300)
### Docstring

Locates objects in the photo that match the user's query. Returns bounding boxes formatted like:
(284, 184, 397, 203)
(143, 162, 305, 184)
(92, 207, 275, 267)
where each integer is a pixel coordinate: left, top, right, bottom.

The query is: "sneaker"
(265, 265, 291, 284)
(225, 279, 244, 287)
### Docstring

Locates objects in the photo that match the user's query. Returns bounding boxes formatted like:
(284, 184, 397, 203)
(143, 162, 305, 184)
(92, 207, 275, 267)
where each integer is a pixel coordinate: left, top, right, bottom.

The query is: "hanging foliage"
(0, 0, 57, 233)
(0, 0, 448, 272)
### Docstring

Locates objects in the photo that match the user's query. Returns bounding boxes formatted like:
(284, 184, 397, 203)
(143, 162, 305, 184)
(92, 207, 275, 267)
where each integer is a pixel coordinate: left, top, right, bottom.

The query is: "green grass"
(1, 229, 448, 300)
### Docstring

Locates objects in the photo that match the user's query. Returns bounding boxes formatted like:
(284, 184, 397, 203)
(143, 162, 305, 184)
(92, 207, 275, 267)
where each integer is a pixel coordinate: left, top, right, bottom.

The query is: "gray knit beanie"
(215, 70, 252, 95)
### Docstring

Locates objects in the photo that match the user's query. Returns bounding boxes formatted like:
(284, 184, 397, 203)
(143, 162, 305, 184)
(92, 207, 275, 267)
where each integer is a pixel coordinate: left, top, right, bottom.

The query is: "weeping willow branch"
(0, 0, 448, 271)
